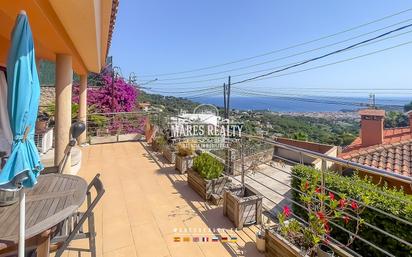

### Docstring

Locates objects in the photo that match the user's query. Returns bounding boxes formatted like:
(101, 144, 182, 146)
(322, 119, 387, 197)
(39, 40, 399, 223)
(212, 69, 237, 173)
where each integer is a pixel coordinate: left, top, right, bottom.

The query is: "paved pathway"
(62, 142, 264, 257)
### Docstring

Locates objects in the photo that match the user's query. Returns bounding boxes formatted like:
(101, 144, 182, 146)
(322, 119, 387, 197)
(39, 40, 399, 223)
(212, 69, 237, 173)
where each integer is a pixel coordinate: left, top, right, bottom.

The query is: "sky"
(109, 1, 412, 98)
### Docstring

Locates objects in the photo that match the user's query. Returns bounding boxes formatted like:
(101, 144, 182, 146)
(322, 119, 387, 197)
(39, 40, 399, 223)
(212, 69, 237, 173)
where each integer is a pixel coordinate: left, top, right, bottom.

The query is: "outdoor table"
(0, 174, 87, 256)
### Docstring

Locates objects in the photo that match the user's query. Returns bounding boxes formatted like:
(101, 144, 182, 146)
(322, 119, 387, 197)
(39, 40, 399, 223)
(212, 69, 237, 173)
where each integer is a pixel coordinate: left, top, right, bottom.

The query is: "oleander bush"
(291, 165, 412, 257)
(193, 153, 224, 180)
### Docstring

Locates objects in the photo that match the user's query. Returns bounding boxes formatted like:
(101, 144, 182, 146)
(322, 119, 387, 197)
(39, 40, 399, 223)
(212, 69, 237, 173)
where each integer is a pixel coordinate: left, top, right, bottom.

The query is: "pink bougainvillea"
(72, 69, 146, 135)
(72, 69, 139, 113)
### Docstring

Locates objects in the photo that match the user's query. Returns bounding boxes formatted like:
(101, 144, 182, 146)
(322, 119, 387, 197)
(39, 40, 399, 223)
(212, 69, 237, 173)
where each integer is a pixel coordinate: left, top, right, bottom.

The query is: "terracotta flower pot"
(317, 244, 335, 257)
(35, 119, 49, 133)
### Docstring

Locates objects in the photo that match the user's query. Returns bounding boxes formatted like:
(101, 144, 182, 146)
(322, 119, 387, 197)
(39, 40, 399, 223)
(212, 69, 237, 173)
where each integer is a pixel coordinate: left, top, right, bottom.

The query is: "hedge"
(291, 165, 412, 257)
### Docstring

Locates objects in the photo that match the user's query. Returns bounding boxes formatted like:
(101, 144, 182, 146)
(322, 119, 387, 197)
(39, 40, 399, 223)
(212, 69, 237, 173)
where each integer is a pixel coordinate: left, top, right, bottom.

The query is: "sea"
(193, 96, 411, 113)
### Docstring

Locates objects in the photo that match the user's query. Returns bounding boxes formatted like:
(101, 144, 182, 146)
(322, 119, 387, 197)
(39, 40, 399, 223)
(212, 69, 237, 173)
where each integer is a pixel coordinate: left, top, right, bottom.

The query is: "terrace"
(61, 141, 264, 257)
(0, 2, 411, 257)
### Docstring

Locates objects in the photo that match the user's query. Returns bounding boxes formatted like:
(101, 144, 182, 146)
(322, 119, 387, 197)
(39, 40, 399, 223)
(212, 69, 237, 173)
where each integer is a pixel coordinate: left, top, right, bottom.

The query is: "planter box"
(90, 135, 117, 145)
(118, 133, 143, 142)
(152, 141, 163, 152)
(223, 184, 263, 229)
(175, 155, 193, 174)
(163, 147, 177, 164)
(265, 229, 307, 257)
(187, 169, 231, 201)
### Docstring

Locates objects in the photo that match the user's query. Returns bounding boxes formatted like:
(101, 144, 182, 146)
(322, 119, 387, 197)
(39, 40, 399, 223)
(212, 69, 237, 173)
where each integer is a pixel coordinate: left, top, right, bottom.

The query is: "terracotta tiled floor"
(62, 142, 264, 257)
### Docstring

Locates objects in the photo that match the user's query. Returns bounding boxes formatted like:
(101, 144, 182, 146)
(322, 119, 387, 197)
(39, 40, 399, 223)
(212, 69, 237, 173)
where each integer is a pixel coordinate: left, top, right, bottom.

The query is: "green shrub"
(154, 135, 166, 147)
(89, 114, 108, 128)
(193, 153, 224, 180)
(291, 165, 412, 257)
(176, 140, 196, 156)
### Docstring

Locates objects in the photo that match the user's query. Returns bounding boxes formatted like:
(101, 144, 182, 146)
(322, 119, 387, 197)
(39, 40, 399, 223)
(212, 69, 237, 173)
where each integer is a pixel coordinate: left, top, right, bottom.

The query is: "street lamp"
(138, 78, 158, 90)
(111, 66, 121, 112)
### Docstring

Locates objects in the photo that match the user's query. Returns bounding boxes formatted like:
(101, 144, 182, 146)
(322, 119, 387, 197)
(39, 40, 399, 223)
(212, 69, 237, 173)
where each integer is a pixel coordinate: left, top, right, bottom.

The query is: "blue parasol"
(0, 11, 43, 256)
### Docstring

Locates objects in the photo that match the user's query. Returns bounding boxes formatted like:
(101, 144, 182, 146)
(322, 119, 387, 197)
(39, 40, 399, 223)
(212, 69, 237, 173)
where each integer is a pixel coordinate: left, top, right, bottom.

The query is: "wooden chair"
(51, 174, 105, 257)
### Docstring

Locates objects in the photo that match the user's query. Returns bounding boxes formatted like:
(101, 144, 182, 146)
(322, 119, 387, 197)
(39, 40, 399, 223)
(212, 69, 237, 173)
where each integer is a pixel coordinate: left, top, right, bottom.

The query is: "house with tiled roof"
(339, 109, 412, 193)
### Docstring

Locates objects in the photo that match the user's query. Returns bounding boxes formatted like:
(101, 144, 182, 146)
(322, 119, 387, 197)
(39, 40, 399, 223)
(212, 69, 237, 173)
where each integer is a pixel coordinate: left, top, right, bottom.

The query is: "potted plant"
(188, 153, 231, 201)
(223, 143, 263, 229)
(152, 135, 166, 152)
(265, 175, 365, 257)
(256, 215, 271, 253)
(35, 112, 50, 133)
(175, 140, 196, 173)
(163, 143, 177, 164)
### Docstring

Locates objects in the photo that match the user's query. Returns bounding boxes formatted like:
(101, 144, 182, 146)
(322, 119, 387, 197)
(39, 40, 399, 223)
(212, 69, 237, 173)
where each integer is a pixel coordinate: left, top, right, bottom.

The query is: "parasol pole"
(18, 188, 25, 257)
(18, 125, 30, 256)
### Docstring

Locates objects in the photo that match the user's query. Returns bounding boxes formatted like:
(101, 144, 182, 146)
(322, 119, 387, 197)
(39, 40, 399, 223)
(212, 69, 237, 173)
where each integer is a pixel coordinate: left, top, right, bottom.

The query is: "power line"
(149, 27, 412, 86)
(234, 87, 405, 104)
(147, 86, 220, 94)
(231, 23, 412, 85)
(234, 89, 404, 108)
(143, 18, 412, 82)
(137, 7, 412, 78)
(146, 88, 222, 98)
(233, 39, 412, 86)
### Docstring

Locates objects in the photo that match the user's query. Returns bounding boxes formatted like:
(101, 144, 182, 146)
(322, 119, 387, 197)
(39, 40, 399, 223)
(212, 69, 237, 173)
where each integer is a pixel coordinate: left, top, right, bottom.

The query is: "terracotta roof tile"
(359, 109, 385, 116)
(340, 139, 412, 177)
(342, 127, 412, 158)
(106, 0, 119, 59)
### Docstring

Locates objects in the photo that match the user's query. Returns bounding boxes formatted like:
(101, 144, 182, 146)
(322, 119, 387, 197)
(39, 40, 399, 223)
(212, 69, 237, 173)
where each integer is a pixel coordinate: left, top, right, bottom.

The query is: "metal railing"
(252, 135, 412, 184)
(87, 111, 151, 138)
(217, 135, 412, 257)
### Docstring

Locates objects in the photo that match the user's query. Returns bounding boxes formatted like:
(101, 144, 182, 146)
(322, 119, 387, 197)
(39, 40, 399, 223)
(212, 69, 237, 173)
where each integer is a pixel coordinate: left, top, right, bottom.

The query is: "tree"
(404, 101, 412, 112)
(384, 111, 408, 128)
(292, 132, 308, 141)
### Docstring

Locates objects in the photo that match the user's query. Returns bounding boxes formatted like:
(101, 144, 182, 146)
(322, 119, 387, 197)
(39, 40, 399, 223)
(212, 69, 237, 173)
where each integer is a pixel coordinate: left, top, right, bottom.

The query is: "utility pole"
(223, 83, 227, 119)
(223, 76, 232, 174)
(111, 67, 116, 113)
(227, 76, 231, 119)
(223, 76, 231, 119)
(369, 93, 376, 108)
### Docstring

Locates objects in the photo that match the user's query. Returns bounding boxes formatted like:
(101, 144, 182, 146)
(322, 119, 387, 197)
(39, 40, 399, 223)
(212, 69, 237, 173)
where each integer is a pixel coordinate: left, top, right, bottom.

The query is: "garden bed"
(187, 169, 230, 200)
(265, 229, 307, 257)
(163, 146, 177, 164)
(291, 165, 412, 257)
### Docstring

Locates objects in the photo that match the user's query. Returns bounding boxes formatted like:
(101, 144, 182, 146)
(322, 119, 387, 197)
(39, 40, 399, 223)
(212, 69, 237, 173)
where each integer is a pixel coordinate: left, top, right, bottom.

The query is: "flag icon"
(193, 237, 200, 242)
(173, 237, 181, 242)
(183, 237, 190, 242)
(212, 235, 219, 242)
(221, 236, 228, 243)
(202, 236, 209, 242)
(230, 236, 238, 243)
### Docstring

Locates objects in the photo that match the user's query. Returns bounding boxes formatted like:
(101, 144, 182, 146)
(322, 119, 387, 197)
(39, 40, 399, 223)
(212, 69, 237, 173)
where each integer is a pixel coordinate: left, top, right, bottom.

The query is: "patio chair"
(51, 173, 105, 257)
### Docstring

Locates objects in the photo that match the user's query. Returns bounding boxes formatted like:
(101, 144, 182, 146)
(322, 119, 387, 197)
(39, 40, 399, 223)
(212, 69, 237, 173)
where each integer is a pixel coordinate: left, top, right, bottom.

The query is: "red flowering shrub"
(277, 172, 365, 255)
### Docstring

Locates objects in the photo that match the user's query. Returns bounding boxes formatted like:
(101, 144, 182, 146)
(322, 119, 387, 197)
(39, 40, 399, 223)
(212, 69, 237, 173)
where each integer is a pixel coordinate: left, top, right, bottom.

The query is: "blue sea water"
(193, 96, 411, 112)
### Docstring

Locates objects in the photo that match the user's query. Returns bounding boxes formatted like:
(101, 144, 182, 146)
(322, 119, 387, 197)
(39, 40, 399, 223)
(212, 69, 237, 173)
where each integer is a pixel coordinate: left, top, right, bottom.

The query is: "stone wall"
(40, 86, 55, 107)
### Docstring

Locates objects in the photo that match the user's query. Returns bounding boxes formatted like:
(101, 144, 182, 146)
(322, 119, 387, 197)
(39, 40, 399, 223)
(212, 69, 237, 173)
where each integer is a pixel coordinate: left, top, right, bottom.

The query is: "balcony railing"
(218, 135, 412, 257)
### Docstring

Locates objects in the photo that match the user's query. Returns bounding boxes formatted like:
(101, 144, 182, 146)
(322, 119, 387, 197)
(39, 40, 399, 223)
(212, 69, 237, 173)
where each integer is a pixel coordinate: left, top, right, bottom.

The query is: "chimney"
(359, 109, 385, 147)
(407, 110, 412, 134)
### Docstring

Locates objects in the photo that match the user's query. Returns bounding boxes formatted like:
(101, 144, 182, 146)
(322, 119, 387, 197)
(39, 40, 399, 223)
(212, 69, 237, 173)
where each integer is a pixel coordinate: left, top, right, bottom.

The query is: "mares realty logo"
(169, 104, 243, 150)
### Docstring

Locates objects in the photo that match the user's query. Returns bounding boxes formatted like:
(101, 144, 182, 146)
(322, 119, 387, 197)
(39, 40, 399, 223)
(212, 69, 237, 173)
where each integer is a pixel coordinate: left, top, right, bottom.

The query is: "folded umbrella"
(0, 11, 43, 257)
